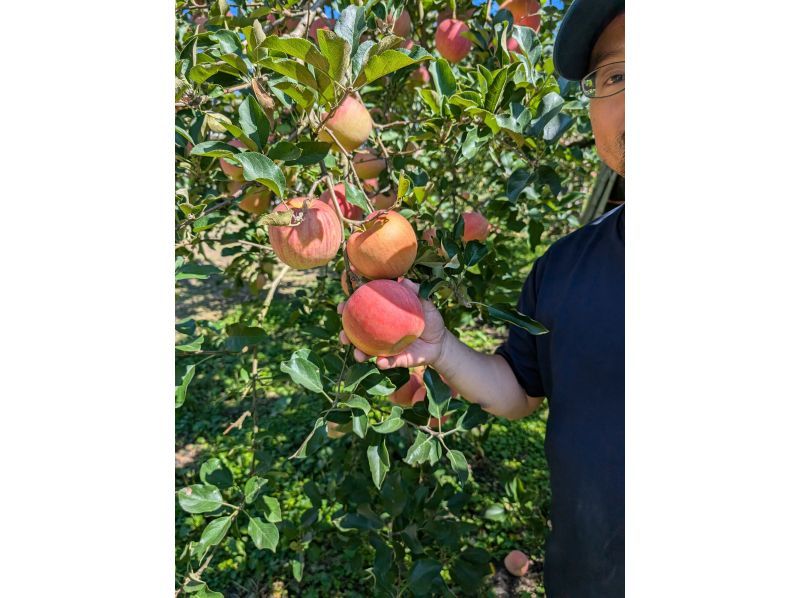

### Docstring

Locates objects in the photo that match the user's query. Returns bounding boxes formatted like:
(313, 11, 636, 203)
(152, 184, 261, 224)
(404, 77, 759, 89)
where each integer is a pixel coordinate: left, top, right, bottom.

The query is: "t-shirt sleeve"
(495, 258, 546, 398)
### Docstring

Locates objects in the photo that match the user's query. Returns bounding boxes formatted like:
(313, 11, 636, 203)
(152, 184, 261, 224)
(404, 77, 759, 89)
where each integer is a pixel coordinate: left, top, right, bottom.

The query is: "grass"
(176, 248, 555, 595)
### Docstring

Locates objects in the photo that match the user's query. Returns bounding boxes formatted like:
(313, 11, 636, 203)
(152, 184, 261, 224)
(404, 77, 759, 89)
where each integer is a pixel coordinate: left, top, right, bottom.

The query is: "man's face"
(588, 13, 625, 177)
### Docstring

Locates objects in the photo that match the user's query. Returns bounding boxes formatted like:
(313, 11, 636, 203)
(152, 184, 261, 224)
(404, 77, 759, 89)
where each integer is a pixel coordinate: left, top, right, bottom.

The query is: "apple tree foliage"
(175, 0, 598, 595)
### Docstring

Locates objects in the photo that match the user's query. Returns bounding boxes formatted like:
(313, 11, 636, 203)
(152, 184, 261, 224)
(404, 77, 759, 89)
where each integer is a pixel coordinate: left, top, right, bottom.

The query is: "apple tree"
(175, 0, 598, 595)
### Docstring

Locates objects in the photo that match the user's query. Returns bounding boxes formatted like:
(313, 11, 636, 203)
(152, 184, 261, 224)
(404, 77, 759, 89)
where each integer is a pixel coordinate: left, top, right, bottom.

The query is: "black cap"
(553, 0, 625, 81)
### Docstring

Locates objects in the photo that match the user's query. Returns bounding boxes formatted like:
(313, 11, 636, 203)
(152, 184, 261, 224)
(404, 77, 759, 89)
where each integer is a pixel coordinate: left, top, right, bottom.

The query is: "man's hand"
(338, 278, 447, 369)
(338, 277, 542, 420)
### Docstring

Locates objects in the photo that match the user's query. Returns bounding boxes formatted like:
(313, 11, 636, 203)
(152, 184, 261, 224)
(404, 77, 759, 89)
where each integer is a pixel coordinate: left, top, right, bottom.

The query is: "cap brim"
(553, 0, 624, 81)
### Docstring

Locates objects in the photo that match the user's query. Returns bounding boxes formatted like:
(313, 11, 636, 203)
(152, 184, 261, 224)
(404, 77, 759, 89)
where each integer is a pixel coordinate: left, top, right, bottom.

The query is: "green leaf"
(262, 35, 329, 73)
(177, 484, 223, 514)
(364, 374, 396, 396)
(188, 63, 220, 84)
(485, 304, 549, 335)
(351, 40, 377, 79)
(535, 164, 563, 196)
(529, 91, 565, 138)
(175, 318, 196, 336)
(339, 510, 382, 530)
(249, 20, 267, 56)
(200, 458, 234, 489)
(366, 440, 390, 489)
(428, 439, 443, 465)
(247, 516, 279, 551)
(340, 395, 371, 414)
(262, 495, 282, 522)
(408, 559, 443, 595)
(451, 547, 492, 590)
(495, 102, 533, 135)
(423, 368, 451, 419)
(404, 431, 435, 465)
(344, 182, 372, 214)
(280, 349, 324, 393)
(189, 140, 238, 158)
(292, 558, 304, 582)
(456, 403, 489, 431)
(212, 29, 242, 54)
(175, 364, 195, 408)
(458, 126, 491, 163)
(342, 362, 380, 391)
(483, 503, 507, 521)
(430, 59, 456, 98)
(446, 449, 470, 486)
(290, 417, 325, 459)
(352, 413, 369, 438)
(232, 152, 286, 198)
(267, 141, 302, 161)
(192, 212, 225, 233)
(176, 336, 204, 352)
(258, 58, 319, 92)
(333, 5, 367, 53)
(464, 241, 488, 268)
(273, 80, 317, 109)
(372, 406, 406, 434)
(224, 323, 269, 352)
(370, 534, 395, 579)
(317, 30, 351, 84)
(484, 65, 513, 113)
(355, 50, 419, 87)
(175, 263, 220, 280)
(513, 24, 541, 60)
(285, 141, 330, 166)
(244, 476, 269, 504)
(417, 88, 441, 115)
(397, 172, 411, 199)
(454, 215, 465, 241)
(218, 53, 249, 76)
(199, 515, 232, 549)
(506, 168, 533, 202)
(183, 580, 212, 594)
(238, 95, 271, 150)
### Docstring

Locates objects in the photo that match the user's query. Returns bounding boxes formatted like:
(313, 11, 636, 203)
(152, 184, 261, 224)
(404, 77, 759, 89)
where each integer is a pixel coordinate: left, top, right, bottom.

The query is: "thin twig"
(259, 263, 290, 321)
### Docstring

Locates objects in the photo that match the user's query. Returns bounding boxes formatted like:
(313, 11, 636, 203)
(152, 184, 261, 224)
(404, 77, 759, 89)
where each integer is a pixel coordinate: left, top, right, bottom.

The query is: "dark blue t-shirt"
(497, 205, 624, 597)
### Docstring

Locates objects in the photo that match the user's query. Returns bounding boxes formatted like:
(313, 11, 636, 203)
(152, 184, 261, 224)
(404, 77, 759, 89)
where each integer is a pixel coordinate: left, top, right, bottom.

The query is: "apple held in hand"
(342, 279, 425, 357)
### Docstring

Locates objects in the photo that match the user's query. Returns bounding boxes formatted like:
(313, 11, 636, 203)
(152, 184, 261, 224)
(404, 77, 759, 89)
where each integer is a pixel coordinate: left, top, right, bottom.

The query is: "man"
(341, 0, 625, 594)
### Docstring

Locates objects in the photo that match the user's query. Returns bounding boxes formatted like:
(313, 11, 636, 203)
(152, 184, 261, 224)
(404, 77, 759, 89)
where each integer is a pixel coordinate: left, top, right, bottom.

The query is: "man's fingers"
(339, 330, 351, 345)
(376, 356, 395, 369)
(336, 302, 345, 315)
(354, 348, 369, 362)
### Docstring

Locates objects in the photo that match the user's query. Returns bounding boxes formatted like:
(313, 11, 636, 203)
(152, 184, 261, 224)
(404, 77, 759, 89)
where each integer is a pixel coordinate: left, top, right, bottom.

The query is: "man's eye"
(605, 73, 624, 86)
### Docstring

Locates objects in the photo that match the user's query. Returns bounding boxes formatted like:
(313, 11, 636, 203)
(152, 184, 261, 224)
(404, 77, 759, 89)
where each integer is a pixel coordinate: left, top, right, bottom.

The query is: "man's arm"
(339, 279, 543, 421)
(433, 329, 544, 420)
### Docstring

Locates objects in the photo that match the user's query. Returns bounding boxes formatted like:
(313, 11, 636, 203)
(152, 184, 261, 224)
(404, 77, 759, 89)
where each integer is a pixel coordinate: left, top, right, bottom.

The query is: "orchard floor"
(177, 253, 551, 597)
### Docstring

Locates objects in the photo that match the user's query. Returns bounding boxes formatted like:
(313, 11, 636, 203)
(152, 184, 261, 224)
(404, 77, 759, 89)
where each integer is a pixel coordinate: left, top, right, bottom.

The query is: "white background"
(1, 1, 798, 595)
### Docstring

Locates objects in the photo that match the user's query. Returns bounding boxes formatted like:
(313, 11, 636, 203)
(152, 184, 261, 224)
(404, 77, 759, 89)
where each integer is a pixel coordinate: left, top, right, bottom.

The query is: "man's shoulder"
(543, 205, 623, 262)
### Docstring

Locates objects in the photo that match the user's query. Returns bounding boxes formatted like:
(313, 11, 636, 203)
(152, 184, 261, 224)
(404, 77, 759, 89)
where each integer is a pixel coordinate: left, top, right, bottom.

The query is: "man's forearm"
(431, 331, 543, 420)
